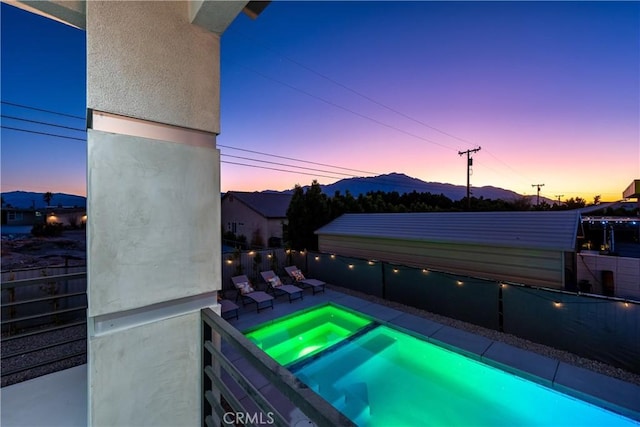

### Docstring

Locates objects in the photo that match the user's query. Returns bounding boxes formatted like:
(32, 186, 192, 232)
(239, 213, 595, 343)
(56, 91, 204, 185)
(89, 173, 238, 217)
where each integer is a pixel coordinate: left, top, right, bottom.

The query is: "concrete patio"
(2, 287, 639, 426)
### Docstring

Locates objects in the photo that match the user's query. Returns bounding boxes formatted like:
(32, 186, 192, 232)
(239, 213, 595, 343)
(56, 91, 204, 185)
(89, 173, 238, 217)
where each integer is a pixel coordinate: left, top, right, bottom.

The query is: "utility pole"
(458, 147, 481, 210)
(532, 183, 545, 206)
(555, 194, 564, 204)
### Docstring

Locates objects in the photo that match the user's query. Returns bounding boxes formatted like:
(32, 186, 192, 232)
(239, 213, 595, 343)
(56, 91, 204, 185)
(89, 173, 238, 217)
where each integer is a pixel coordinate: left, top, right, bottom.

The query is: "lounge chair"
(220, 298, 239, 321)
(231, 275, 274, 313)
(260, 270, 304, 303)
(284, 266, 326, 295)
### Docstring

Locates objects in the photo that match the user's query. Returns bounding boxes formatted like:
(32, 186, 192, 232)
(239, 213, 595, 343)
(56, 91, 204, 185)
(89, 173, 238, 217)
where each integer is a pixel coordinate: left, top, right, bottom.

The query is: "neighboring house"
(45, 207, 87, 227)
(221, 191, 292, 247)
(1, 208, 42, 226)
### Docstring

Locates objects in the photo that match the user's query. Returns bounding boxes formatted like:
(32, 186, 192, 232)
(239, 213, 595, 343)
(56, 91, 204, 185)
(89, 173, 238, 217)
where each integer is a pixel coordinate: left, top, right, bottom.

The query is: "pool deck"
(2, 287, 639, 426)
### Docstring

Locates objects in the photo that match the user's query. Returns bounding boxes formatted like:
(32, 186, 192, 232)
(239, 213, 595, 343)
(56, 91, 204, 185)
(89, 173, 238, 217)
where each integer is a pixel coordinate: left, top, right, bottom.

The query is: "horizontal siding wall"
(319, 235, 564, 288)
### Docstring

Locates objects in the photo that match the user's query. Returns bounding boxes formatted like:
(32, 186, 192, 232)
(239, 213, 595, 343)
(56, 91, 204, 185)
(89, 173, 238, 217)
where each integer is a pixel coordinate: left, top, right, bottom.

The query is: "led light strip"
(88, 109, 216, 149)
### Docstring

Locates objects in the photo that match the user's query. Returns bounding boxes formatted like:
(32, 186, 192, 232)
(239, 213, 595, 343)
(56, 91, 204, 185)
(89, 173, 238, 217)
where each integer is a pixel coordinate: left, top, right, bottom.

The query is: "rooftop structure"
(222, 191, 292, 219)
(317, 211, 581, 288)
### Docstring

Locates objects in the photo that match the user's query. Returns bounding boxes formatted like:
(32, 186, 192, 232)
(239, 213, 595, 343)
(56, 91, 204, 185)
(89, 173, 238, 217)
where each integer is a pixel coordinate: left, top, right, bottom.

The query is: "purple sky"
(2, 2, 639, 201)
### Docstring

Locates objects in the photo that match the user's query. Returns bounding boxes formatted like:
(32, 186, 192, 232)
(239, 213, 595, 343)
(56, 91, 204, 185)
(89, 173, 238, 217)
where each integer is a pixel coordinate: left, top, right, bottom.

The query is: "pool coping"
(227, 289, 640, 423)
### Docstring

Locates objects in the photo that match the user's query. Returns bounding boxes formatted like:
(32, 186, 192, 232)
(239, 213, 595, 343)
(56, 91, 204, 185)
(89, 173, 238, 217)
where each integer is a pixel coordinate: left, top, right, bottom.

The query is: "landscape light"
(315, 256, 320, 261)
(456, 280, 463, 286)
(393, 268, 399, 273)
(348, 264, 354, 269)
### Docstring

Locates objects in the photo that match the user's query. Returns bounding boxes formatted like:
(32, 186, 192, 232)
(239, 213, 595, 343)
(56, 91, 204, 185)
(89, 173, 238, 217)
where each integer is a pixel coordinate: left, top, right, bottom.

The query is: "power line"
(229, 29, 477, 149)
(1, 101, 85, 121)
(218, 144, 379, 175)
(228, 30, 546, 188)
(480, 148, 535, 186)
(221, 154, 354, 179)
(2, 102, 549, 202)
(231, 29, 584, 193)
(1, 115, 86, 132)
(228, 62, 459, 152)
(1, 125, 86, 142)
(221, 160, 343, 180)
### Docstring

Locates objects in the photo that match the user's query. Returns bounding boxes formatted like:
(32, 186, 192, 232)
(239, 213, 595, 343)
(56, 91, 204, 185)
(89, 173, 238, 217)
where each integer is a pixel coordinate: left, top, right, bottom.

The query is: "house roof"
(316, 211, 581, 252)
(223, 191, 292, 218)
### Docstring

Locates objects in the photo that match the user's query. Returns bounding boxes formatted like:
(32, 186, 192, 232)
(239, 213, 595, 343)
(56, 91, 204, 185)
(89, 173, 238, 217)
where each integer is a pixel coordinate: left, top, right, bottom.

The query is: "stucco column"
(85, 2, 236, 425)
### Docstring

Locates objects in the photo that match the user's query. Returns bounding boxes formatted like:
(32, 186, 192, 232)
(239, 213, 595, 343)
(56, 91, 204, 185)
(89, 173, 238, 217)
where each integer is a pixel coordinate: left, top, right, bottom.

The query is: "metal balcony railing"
(1, 272, 87, 385)
(201, 307, 355, 427)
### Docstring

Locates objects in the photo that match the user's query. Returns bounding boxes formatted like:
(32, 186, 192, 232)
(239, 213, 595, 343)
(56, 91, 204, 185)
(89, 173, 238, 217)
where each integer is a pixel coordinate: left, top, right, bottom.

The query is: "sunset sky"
(2, 1, 638, 201)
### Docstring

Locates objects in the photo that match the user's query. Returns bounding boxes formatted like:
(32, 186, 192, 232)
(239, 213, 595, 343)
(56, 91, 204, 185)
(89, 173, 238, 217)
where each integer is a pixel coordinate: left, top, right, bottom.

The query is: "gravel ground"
(328, 284, 640, 387)
(1, 324, 86, 387)
(1, 229, 86, 271)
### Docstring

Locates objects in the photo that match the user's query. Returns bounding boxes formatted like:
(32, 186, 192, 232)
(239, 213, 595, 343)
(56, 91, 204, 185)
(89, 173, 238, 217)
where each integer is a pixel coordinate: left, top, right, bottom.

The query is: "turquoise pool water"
(245, 305, 638, 426)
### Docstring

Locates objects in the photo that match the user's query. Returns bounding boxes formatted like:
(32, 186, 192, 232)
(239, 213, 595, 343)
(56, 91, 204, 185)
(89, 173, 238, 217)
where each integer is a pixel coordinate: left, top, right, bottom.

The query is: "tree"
(304, 180, 330, 249)
(43, 191, 53, 206)
(286, 181, 330, 250)
(565, 197, 587, 209)
(286, 185, 307, 250)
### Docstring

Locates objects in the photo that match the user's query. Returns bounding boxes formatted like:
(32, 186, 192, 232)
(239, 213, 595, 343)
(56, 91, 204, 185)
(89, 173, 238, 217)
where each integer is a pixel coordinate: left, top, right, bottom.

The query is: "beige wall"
(577, 253, 640, 299)
(319, 235, 565, 288)
(221, 197, 285, 245)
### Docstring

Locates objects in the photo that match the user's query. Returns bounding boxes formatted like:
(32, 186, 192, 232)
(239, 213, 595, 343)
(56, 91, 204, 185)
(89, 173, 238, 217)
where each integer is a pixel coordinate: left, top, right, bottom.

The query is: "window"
(8, 212, 23, 221)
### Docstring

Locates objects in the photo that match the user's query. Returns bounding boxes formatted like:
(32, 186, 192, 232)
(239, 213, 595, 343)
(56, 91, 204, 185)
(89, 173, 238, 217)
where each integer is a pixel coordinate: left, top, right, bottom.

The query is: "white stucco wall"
(89, 311, 201, 426)
(85, 2, 228, 425)
(88, 130, 219, 315)
(87, 1, 220, 133)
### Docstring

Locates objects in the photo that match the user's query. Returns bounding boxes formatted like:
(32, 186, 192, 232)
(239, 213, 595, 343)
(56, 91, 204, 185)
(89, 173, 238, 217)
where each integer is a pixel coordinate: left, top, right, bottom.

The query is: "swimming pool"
(244, 304, 638, 426)
(244, 304, 372, 366)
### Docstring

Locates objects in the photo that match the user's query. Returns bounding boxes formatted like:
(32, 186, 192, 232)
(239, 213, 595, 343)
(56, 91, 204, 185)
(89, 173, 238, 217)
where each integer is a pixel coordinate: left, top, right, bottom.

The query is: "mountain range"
(284, 173, 553, 204)
(2, 173, 553, 209)
(1, 191, 86, 209)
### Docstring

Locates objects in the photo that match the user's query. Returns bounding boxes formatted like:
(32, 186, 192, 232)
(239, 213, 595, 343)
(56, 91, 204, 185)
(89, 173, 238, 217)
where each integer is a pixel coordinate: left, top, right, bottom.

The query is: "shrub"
(31, 223, 64, 237)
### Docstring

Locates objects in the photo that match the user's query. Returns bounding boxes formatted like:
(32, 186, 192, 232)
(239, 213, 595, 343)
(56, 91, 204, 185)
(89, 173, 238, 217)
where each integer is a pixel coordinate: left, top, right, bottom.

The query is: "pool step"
(342, 382, 370, 420)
